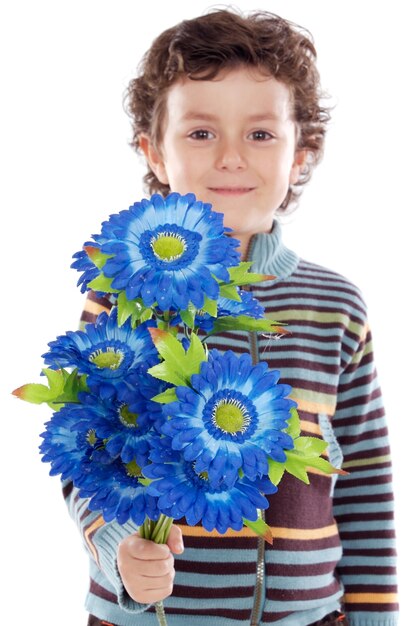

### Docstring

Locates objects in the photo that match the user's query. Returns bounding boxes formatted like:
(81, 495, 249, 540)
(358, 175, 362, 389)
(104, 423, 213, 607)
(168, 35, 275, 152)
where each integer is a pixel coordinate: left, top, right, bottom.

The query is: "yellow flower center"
(89, 347, 124, 370)
(86, 429, 97, 446)
(118, 404, 139, 428)
(125, 460, 152, 485)
(151, 233, 186, 262)
(213, 398, 250, 435)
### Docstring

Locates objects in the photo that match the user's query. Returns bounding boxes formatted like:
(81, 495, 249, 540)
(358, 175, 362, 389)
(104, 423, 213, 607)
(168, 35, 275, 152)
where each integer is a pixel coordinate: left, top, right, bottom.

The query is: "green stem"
(155, 599, 168, 626)
(136, 515, 174, 626)
(152, 515, 173, 545)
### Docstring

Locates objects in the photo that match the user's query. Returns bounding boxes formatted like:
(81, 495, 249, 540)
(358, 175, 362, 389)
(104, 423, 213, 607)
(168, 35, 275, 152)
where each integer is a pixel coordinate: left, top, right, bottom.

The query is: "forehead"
(163, 67, 294, 123)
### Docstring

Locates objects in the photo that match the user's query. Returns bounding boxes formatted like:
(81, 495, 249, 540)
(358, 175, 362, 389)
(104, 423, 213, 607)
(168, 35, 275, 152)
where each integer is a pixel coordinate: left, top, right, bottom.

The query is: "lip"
(207, 187, 256, 195)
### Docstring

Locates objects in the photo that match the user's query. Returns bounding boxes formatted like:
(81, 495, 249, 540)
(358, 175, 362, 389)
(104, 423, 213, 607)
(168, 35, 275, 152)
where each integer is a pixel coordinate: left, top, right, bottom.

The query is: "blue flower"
(144, 450, 277, 534)
(39, 406, 101, 485)
(79, 458, 159, 525)
(95, 193, 240, 311)
(42, 309, 158, 390)
(71, 241, 102, 294)
(194, 288, 265, 332)
(162, 350, 296, 488)
(67, 385, 161, 466)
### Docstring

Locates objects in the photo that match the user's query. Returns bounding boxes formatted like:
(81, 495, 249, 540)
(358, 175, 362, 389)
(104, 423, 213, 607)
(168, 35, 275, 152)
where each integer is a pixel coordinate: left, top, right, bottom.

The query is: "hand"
(117, 525, 184, 604)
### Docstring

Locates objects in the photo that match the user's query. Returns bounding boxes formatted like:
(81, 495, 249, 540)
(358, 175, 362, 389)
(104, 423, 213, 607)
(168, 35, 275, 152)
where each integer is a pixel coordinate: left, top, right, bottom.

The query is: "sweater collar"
(245, 220, 299, 278)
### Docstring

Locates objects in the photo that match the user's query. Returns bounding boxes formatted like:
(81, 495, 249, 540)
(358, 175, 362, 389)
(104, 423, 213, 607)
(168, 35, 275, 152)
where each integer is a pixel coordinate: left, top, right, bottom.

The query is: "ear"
(139, 134, 169, 185)
(289, 149, 308, 185)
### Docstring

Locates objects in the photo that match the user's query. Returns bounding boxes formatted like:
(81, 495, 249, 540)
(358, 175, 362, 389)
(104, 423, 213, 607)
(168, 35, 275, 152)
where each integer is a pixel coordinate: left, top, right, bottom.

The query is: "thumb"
(166, 524, 184, 555)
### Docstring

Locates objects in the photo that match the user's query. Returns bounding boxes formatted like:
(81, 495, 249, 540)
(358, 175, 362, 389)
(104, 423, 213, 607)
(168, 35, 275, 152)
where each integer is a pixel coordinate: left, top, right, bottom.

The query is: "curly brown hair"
(124, 8, 331, 211)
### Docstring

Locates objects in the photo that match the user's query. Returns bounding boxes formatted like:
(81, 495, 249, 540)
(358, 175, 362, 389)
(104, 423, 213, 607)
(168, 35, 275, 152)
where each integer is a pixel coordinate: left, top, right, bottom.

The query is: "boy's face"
(142, 66, 305, 256)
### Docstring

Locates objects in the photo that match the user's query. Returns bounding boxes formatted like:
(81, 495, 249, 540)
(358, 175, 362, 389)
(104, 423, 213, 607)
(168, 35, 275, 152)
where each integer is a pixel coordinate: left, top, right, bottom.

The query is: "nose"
(215, 137, 247, 171)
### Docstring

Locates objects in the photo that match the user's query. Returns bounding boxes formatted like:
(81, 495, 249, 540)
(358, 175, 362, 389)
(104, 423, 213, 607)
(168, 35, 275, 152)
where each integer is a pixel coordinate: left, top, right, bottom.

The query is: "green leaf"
(147, 362, 189, 387)
(294, 436, 328, 456)
(117, 292, 148, 327)
(152, 387, 178, 404)
(243, 514, 273, 545)
(83, 246, 112, 270)
(268, 458, 286, 486)
(201, 296, 217, 317)
(179, 306, 196, 329)
(140, 308, 154, 322)
(87, 272, 119, 294)
(269, 410, 345, 485)
(283, 451, 311, 484)
(227, 262, 276, 286)
(210, 315, 287, 335)
(308, 457, 343, 475)
(148, 328, 206, 387)
(12, 382, 59, 404)
(280, 437, 334, 484)
(285, 407, 301, 439)
(42, 368, 66, 396)
(185, 332, 208, 375)
(219, 283, 242, 301)
(52, 369, 88, 404)
(148, 327, 186, 364)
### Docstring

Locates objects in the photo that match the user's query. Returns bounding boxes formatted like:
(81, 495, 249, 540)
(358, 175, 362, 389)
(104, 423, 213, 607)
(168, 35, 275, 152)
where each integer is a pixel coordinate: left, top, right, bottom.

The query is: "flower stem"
(137, 515, 174, 626)
(152, 514, 173, 545)
(155, 600, 168, 626)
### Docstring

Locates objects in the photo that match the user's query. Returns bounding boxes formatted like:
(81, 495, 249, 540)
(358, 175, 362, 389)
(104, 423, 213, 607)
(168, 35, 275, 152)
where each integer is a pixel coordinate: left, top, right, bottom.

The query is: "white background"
(1, 1, 413, 624)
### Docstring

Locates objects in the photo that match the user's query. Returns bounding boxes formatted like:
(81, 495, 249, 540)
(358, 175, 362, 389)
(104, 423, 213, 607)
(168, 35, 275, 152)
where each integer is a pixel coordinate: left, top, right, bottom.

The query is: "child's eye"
(249, 130, 274, 141)
(189, 129, 215, 140)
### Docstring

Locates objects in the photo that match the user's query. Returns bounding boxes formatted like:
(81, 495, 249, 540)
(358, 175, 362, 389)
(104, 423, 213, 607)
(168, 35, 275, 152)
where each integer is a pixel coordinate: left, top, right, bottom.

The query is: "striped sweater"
(65, 220, 398, 626)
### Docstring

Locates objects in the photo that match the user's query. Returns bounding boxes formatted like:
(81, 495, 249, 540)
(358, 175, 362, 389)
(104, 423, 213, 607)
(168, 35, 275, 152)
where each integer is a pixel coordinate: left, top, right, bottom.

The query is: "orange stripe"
(84, 515, 105, 564)
(344, 592, 398, 604)
(300, 420, 322, 436)
(295, 398, 335, 415)
(84, 298, 111, 317)
(177, 522, 338, 540)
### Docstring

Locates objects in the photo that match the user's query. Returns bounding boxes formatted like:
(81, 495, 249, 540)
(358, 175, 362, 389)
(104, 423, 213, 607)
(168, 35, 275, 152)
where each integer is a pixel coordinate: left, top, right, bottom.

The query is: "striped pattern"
(64, 221, 398, 626)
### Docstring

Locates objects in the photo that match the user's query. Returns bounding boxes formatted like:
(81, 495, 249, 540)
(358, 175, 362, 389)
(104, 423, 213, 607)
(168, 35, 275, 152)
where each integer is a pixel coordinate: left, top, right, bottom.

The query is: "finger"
(166, 525, 184, 554)
(130, 553, 174, 578)
(136, 583, 174, 604)
(120, 535, 171, 560)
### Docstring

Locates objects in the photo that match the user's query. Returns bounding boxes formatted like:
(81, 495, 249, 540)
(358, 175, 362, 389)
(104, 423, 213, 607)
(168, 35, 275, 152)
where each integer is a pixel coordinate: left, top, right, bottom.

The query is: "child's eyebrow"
(180, 111, 282, 122)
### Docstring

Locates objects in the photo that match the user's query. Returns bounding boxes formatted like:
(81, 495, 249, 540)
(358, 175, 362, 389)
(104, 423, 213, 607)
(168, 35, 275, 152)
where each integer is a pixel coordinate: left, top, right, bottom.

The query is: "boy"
(71, 9, 398, 626)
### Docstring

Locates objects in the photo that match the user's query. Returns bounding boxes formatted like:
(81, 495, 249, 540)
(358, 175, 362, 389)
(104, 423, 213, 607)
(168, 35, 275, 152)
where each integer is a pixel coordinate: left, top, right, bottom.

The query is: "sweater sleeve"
(62, 480, 151, 614)
(332, 317, 399, 626)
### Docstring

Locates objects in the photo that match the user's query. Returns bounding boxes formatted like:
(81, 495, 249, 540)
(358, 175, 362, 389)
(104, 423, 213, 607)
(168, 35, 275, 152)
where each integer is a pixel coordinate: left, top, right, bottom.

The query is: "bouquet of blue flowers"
(13, 193, 343, 625)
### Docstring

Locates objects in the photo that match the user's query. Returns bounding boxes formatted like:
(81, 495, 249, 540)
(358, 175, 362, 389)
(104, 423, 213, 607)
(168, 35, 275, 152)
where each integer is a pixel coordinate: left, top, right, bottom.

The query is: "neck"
(233, 234, 251, 261)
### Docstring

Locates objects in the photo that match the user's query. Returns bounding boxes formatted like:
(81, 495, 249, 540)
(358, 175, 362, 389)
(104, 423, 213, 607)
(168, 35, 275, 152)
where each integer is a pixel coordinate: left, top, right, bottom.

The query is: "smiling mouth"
(208, 187, 255, 195)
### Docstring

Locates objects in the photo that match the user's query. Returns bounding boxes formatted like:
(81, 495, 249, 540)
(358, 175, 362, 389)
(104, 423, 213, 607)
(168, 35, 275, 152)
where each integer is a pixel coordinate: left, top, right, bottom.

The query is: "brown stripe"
(336, 445, 391, 464)
(262, 611, 293, 622)
(173, 584, 254, 599)
(340, 566, 396, 576)
(89, 579, 118, 604)
(267, 560, 339, 577)
(336, 511, 395, 523)
(267, 578, 340, 601)
(264, 343, 341, 359)
(343, 602, 399, 612)
(175, 560, 256, 575)
(334, 493, 394, 506)
(62, 481, 73, 500)
(342, 548, 396, 557)
(340, 530, 396, 541)
(335, 473, 393, 490)
(343, 585, 398, 594)
(162, 606, 252, 620)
